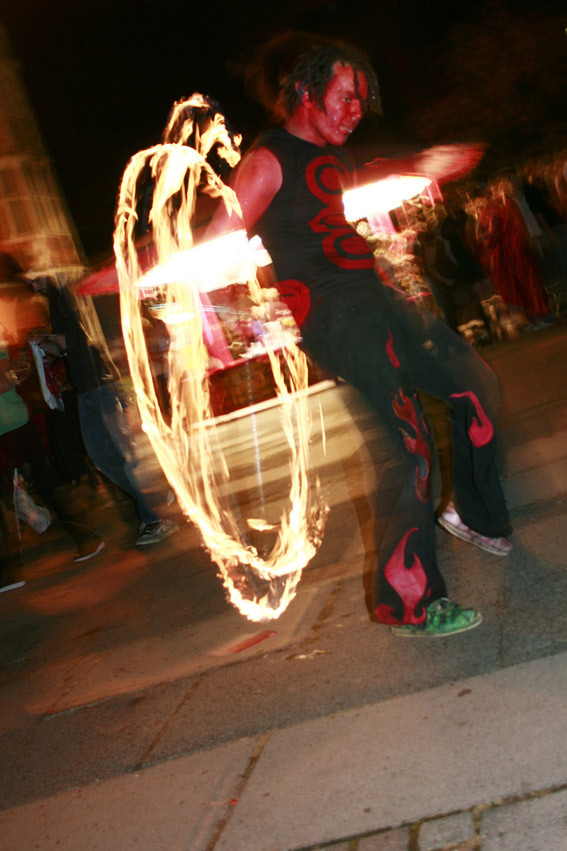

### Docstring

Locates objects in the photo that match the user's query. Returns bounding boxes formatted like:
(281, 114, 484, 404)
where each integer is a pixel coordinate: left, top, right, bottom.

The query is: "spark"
(113, 95, 328, 621)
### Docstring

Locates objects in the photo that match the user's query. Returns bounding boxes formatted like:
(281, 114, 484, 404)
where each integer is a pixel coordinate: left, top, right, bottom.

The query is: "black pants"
(301, 287, 511, 626)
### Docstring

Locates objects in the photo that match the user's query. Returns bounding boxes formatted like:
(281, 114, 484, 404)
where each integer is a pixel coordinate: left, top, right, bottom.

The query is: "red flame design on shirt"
(392, 389, 430, 502)
(375, 527, 428, 624)
(306, 156, 375, 270)
(449, 391, 494, 447)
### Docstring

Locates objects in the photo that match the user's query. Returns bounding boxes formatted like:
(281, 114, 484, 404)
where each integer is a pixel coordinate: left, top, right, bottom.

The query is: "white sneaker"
(0, 580, 26, 593)
(136, 518, 178, 547)
(74, 537, 106, 563)
(438, 503, 512, 556)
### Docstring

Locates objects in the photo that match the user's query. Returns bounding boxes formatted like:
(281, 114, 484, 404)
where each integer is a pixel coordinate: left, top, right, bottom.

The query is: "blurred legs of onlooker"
(45, 390, 92, 485)
(77, 385, 177, 546)
(29, 275, 177, 547)
(0, 419, 105, 569)
(0, 487, 25, 592)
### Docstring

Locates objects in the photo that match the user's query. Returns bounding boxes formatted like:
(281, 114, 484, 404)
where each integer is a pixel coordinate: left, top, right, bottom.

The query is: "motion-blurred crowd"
(0, 253, 177, 592)
(373, 152, 567, 345)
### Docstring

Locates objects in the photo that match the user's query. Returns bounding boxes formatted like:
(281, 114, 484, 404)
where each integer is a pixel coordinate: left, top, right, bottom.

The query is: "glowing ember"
(113, 95, 328, 621)
(343, 174, 432, 221)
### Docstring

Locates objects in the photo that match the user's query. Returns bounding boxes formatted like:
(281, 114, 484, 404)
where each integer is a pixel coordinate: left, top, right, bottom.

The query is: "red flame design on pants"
(449, 391, 494, 447)
(375, 528, 428, 624)
(386, 328, 400, 367)
(392, 389, 430, 502)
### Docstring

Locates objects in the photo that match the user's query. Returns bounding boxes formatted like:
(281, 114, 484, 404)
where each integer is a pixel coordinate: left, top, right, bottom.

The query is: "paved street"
(1, 321, 566, 850)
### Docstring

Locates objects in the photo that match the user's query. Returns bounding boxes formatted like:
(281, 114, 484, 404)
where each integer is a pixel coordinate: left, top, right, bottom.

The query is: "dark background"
(2, 0, 566, 261)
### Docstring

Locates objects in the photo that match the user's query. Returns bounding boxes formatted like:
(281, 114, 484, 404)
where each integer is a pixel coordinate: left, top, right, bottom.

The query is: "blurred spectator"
(140, 301, 171, 421)
(419, 202, 489, 343)
(0, 344, 105, 589)
(473, 177, 553, 330)
(44, 352, 93, 485)
(522, 158, 567, 309)
(418, 206, 458, 329)
(1, 251, 92, 486)
(30, 276, 177, 547)
(549, 149, 567, 221)
(0, 252, 50, 348)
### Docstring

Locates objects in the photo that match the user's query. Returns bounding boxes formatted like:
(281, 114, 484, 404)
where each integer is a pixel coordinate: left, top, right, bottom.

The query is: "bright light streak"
(137, 231, 272, 293)
(343, 175, 432, 221)
(113, 95, 328, 621)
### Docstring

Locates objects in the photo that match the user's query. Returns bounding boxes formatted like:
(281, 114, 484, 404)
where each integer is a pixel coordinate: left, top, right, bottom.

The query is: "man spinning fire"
(211, 33, 512, 636)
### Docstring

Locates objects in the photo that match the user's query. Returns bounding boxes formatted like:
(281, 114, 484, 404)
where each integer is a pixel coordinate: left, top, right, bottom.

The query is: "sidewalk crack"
(203, 731, 271, 851)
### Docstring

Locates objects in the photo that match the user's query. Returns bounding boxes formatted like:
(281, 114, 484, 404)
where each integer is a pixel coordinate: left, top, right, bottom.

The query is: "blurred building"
(0, 25, 85, 280)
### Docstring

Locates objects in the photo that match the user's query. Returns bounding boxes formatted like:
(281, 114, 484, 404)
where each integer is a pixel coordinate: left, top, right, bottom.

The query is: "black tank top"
(252, 127, 377, 325)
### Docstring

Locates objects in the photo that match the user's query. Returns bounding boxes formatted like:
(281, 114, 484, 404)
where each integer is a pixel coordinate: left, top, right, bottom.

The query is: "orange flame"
(113, 96, 328, 621)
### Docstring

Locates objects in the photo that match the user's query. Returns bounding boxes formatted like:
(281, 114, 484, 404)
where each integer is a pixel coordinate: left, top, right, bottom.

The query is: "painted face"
(306, 63, 368, 147)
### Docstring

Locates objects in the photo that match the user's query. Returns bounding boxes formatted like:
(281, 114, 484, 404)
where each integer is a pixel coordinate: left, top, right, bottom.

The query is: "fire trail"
(113, 95, 328, 622)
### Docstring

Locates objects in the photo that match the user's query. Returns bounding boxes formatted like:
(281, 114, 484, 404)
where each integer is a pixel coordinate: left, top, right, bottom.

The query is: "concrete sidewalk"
(2, 651, 567, 850)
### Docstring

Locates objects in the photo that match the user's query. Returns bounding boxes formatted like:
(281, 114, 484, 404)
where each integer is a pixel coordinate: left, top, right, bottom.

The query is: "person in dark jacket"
(30, 276, 177, 547)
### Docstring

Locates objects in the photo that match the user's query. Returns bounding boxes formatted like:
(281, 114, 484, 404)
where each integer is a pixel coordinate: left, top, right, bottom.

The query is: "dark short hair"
(239, 31, 381, 121)
(281, 42, 382, 118)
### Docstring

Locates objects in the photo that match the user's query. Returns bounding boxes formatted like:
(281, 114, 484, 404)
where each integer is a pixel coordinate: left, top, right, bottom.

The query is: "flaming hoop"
(113, 95, 328, 621)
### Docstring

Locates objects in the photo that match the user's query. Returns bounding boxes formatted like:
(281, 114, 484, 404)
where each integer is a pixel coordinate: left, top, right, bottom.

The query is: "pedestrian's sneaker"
(136, 518, 178, 547)
(74, 536, 106, 564)
(390, 598, 482, 638)
(438, 503, 512, 556)
(0, 579, 26, 594)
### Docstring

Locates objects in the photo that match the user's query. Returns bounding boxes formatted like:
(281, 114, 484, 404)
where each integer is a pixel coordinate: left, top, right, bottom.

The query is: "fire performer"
(212, 34, 512, 636)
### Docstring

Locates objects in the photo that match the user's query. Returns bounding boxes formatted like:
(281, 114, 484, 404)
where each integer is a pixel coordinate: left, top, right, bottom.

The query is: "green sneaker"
(390, 598, 482, 638)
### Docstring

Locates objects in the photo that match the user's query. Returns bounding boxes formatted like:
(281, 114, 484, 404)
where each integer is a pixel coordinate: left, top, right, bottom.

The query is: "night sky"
(2, 0, 566, 261)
